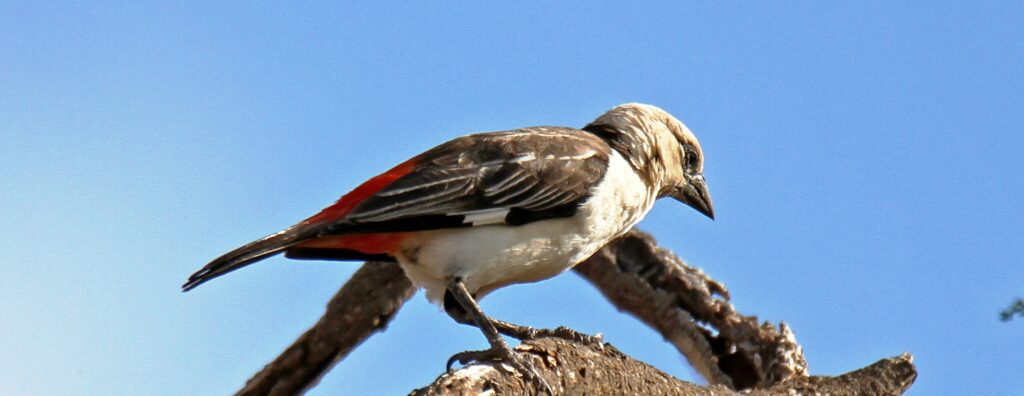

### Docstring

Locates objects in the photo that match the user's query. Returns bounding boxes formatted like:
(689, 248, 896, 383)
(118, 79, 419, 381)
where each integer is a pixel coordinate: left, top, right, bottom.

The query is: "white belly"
(395, 151, 657, 304)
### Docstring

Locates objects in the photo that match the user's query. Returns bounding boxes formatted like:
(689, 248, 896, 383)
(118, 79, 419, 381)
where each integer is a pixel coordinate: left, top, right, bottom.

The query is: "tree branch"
(410, 337, 723, 396)
(754, 353, 916, 396)
(412, 337, 915, 396)
(236, 261, 415, 396)
(572, 229, 807, 389)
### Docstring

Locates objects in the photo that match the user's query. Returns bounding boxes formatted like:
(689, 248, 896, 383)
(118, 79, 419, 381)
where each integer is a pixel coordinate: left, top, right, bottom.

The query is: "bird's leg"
(444, 277, 553, 395)
(445, 288, 604, 349)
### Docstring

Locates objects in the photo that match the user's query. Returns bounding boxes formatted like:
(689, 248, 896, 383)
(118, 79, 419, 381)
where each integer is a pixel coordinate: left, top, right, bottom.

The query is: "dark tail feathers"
(182, 226, 314, 292)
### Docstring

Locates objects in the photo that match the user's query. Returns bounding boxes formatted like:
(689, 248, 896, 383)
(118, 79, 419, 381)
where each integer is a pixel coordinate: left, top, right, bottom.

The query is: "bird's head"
(583, 103, 714, 219)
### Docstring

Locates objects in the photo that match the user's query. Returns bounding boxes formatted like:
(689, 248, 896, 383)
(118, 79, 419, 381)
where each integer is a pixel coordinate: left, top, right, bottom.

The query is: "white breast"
(396, 151, 658, 304)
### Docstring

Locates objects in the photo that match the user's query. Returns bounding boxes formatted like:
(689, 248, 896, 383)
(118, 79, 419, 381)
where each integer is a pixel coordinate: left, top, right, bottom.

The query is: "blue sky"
(2, 2, 1021, 395)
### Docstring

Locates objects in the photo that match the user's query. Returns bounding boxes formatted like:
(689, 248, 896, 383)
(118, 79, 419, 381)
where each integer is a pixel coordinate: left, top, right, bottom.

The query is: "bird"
(183, 103, 713, 392)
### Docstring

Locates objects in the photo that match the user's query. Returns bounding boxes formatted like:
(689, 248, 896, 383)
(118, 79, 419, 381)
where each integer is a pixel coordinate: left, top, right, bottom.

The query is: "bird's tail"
(182, 225, 315, 292)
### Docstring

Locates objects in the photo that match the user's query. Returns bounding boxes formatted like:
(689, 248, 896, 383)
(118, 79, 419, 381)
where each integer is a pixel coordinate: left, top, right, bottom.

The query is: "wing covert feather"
(341, 127, 611, 227)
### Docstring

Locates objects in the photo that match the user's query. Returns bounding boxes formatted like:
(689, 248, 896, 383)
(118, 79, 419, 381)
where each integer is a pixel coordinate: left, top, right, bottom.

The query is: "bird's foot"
(533, 326, 605, 348)
(493, 320, 605, 349)
(446, 345, 553, 395)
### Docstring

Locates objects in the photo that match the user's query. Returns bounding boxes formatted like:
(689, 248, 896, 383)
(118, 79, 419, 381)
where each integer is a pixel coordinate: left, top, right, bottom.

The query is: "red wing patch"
(303, 157, 419, 225)
(292, 232, 413, 255)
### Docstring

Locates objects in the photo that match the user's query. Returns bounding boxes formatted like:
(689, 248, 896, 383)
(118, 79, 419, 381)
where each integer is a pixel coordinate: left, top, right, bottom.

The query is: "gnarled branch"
(411, 337, 724, 396)
(236, 261, 415, 396)
(235, 229, 916, 395)
(413, 337, 914, 396)
(573, 229, 807, 389)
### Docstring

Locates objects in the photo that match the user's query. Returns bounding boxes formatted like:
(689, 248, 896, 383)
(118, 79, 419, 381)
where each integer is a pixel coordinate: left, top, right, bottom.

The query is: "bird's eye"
(684, 146, 699, 169)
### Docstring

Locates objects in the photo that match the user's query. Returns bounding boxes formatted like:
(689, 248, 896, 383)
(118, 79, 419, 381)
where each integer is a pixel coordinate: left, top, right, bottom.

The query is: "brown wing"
(321, 126, 612, 234)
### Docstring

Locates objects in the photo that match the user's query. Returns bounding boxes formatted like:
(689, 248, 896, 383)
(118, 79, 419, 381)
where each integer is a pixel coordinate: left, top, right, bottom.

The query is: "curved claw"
(445, 347, 554, 395)
(446, 349, 499, 372)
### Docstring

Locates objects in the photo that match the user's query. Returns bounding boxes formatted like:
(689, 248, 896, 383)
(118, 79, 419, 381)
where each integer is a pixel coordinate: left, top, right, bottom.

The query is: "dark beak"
(670, 174, 714, 220)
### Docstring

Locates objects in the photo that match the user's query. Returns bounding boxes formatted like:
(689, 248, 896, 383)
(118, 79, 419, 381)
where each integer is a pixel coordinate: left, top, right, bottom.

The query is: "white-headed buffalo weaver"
(183, 103, 714, 392)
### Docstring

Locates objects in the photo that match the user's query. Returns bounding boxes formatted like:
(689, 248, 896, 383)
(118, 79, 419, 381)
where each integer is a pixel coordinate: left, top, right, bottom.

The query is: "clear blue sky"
(2, 2, 1021, 395)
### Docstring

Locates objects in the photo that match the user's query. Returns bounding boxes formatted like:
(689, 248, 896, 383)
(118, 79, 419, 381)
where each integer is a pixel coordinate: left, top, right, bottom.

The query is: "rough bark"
(411, 337, 724, 396)
(235, 229, 917, 395)
(572, 229, 807, 389)
(236, 261, 415, 396)
(413, 337, 915, 396)
(754, 353, 916, 396)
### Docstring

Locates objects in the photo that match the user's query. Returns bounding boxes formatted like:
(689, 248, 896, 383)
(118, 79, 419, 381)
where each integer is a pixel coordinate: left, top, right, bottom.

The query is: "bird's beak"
(670, 174, 714, 220)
